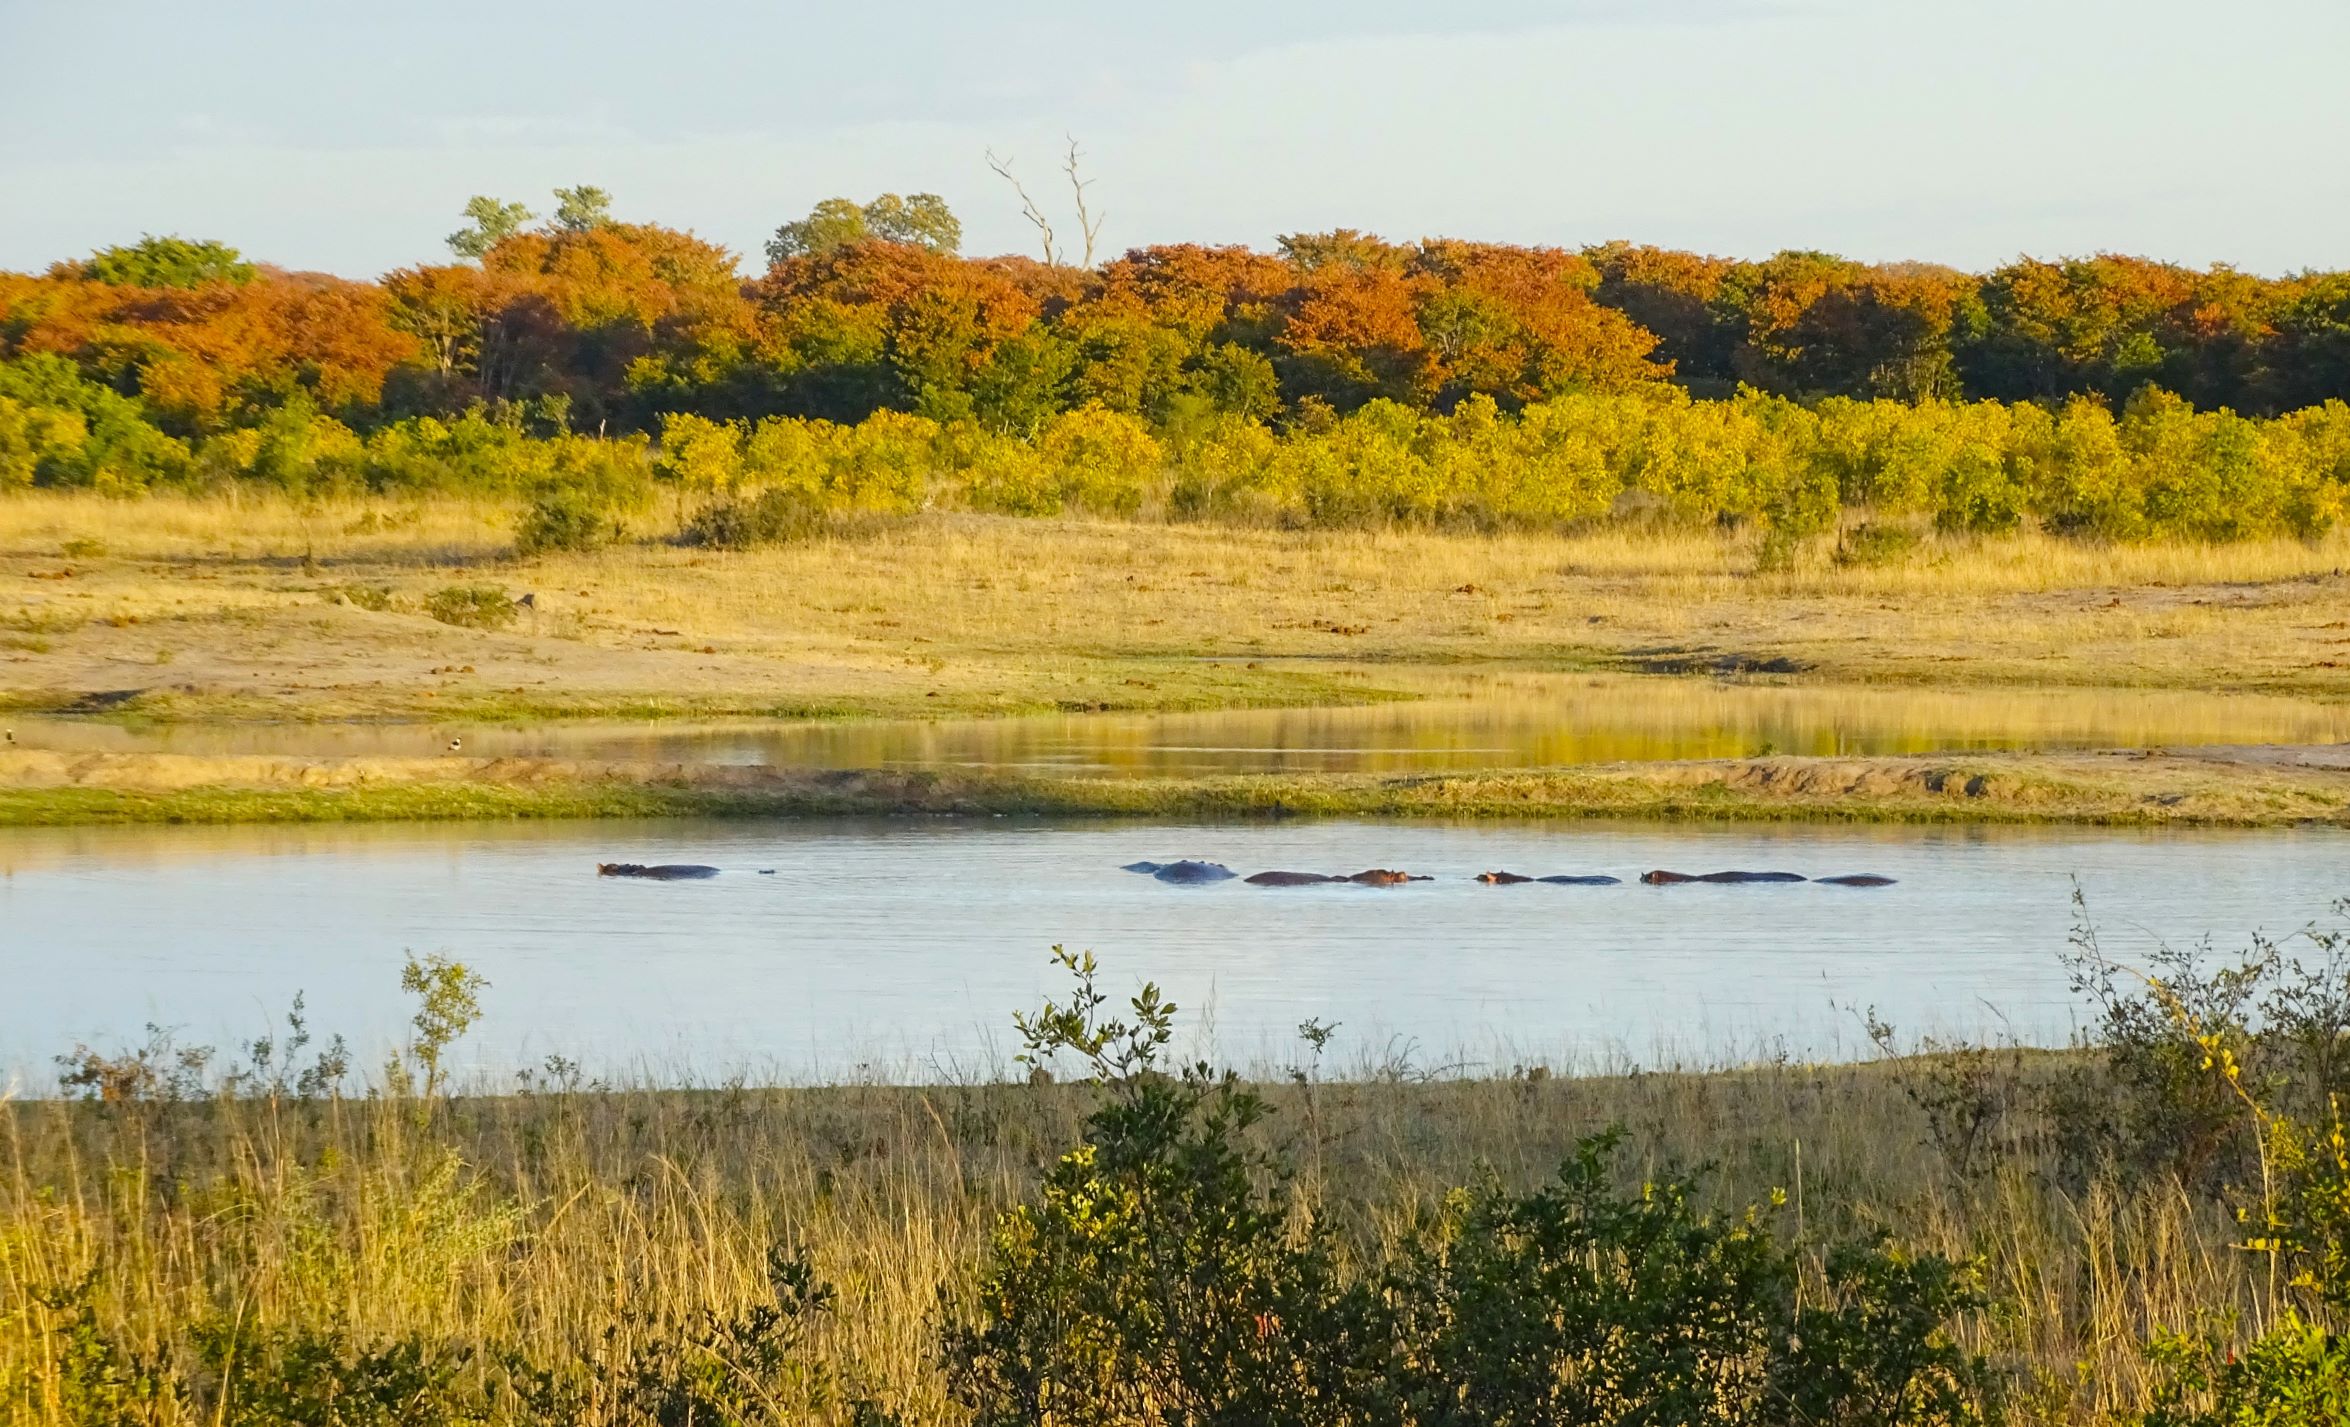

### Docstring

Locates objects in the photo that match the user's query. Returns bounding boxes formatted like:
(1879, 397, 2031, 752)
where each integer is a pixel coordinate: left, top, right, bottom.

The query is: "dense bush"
(680, 486, 832, 548)
(948, 947, 1997, 1426)
(423, 584, 519, 630)
(6, 349, 2348, 546)
(513, 487, 622, 555)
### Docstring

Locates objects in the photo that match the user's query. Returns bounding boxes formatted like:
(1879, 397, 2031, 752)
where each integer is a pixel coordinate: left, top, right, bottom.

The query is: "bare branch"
(986, 149, 1060, 267)
(1063, 136, 1105, 269)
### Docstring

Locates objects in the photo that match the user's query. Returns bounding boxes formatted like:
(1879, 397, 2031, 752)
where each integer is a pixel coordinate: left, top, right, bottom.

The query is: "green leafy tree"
(444, 195, 535, 259)
(393, 952, 487, 1105)
(865, 192, 961, 252)
(766, 192, 962, 265)
(73, 235, 256, 288)
(550, 184, 614, 233)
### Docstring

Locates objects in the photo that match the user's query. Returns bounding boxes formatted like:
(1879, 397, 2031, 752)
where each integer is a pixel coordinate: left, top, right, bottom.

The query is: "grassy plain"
(4, 491, 2348, 824)
(6, 491, 2350, 718)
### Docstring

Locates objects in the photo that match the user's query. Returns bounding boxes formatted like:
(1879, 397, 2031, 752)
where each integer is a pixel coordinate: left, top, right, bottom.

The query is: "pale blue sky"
(3, 0, 2345, 278)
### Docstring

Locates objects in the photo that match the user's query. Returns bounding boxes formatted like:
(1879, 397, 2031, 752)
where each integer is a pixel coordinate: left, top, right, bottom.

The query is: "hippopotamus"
(1641, 870, 1809, 885)
(1345, 869, 1431, 885)
(1124, 860, 1238, 885)
(1481, 871, 1622, 885)
(597, 863, 722, 880)
(1816, 873, 1898, 887)
(1247, 870, 1340, 886)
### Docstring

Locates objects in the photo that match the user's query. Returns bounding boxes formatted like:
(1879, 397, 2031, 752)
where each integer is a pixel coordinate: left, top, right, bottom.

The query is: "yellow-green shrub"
(1034, 404, 1163, 516)
(654, 411, 745, 492)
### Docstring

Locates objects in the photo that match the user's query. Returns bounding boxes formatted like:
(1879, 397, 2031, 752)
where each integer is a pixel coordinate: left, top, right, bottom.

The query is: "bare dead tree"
(1063, 136, 1105, 268)
(985, 149, 1060, 267)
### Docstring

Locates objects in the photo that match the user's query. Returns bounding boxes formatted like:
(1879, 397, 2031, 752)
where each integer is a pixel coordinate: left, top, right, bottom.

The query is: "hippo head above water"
(597, 863, 722, 880)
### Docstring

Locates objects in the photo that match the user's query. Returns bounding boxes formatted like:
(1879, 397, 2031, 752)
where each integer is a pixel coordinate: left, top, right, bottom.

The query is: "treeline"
(3, 193, 2349, 543)
(4, 192, 2349, 433)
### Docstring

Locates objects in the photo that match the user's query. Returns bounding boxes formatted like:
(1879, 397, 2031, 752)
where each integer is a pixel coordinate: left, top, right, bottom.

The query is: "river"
(6, 815, 2342, 1084)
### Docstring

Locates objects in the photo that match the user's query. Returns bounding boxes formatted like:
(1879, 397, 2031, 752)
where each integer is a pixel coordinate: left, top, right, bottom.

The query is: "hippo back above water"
(598, 863, 722, 880)
(1126, 859, 1239, 884)
(1642, 870, 1808, 885)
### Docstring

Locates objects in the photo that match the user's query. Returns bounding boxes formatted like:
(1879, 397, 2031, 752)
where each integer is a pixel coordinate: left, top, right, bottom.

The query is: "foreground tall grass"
(6, 913, 2350, 1423)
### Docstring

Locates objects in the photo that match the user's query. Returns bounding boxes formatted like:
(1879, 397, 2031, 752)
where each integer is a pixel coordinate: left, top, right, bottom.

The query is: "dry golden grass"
(0, 1060, 2266, 1424)
(5, 491, 2349, 727)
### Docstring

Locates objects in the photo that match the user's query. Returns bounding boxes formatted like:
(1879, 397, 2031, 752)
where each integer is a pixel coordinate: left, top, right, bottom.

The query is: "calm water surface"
(5, 817, 2343, 1083)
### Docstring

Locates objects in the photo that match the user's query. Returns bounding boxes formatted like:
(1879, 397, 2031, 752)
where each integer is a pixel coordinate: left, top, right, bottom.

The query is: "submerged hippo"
(1641, 870, 1809, 885)
(1124, 859, 1239, 885)
(597, 863, 722, 880)
(1247, 870, 1339, 886)
(1476, 871, 1535, 884)
(1538, 874, 1624, 885)
(1816, 873, 1899, 887)
(1346, 869, 1431, 886)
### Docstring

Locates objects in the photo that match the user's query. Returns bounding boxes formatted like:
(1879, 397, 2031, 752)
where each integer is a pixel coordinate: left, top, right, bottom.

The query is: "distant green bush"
(423, 584, 517, 630)
(1837, 521, 1925, 568)
(681, 486, 830, 548)
(514, 487, 622, 556)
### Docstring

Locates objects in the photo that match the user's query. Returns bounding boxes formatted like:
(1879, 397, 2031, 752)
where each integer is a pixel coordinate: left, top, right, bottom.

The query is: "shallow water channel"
(12, 672, 2350, 773)
(6, 816, 2344, 1083)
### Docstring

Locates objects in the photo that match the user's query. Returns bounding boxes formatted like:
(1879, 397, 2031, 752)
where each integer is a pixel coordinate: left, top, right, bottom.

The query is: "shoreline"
(4, 744, 2345, 828)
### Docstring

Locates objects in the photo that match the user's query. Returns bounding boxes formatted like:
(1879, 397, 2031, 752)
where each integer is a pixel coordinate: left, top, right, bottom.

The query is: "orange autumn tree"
(1733, 257, 1985, 401)
(1409, 240, 1668, 406)
(1048, 245, 1294, 421)
(754, 240, 1040, 421)
(1587, 243, 1743, 391)
(477, 222, 756, 424)
(0, 262, 416, 431)
(1271, 245, 1438, 412)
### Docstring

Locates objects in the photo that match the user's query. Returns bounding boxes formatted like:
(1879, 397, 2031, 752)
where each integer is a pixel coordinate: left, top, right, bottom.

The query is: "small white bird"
(447, 737, 463, 753)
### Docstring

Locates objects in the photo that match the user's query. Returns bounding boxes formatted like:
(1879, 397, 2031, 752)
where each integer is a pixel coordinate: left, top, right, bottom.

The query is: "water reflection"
(10, 671, 2345, 775)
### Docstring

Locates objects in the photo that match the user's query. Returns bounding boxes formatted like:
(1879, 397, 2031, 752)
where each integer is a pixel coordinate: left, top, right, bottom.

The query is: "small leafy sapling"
(393, 952, 488, 1106)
